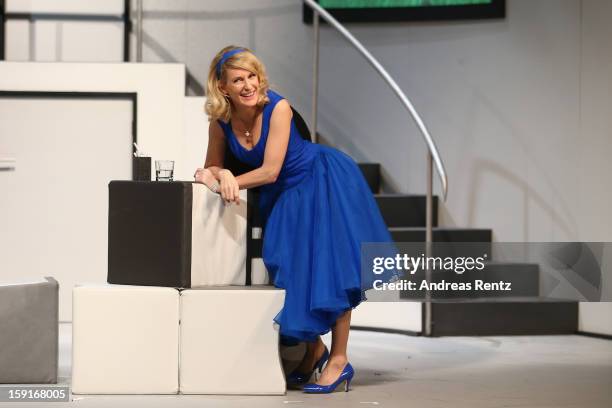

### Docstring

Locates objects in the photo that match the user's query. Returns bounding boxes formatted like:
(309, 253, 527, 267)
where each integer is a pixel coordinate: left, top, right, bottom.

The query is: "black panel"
(478, 263, 539, 297)
(375, 194, 438, 227)
(303, 0, 505, 23)
(245, 189, 260, 286)
(391, 227, 491, 258)
(108, 181, 192, 287)
(0, 0, 5, 60)
(292, 107, 312, 142)
(390, 227, 491, 242)
(577, 331, 612, 341)
(123, 0, 131, 62)
(132, 156, 151, 181)
(430, 301, 578, 336)
(357, 163, 380, 194)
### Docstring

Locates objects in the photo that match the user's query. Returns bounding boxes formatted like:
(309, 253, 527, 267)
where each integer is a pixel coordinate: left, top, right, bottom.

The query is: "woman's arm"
(203, 120, 226, 180)
(234, 99, 292, 189)
(194, 120, 226, 194)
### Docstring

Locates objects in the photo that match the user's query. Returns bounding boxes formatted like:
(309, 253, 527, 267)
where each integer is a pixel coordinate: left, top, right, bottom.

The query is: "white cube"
(191, 185, 247, 286)
(179, 287, 286, 394)
(72, 285, 180, 394)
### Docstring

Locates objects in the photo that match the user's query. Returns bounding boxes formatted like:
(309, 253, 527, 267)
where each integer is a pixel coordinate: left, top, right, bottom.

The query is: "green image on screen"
(319, 0, 492, 8)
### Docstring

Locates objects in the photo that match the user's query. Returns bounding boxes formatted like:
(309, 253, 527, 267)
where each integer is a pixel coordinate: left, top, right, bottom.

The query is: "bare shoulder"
(208, 119, 225, 139)
(270, 99, 292, 120)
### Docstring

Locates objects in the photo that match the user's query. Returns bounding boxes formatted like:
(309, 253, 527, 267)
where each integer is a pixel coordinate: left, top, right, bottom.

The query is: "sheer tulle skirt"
(262, 146, 393, 344)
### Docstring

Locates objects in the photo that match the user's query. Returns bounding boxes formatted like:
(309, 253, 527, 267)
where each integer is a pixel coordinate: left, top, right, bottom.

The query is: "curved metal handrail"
(303, 0, 448, 200)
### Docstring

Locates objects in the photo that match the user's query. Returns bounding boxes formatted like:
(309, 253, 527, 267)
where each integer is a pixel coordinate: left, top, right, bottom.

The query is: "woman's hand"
(193, 168, 220, 193)
(218, 169, 240, 205)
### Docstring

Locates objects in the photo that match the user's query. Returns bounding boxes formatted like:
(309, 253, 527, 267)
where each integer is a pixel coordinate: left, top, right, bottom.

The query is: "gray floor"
(8, 324, 612, 407)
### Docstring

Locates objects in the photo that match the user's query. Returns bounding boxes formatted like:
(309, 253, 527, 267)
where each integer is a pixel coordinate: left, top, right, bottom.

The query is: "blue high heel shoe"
(303, 362, 354, 394)
(286, 346, 329, 386)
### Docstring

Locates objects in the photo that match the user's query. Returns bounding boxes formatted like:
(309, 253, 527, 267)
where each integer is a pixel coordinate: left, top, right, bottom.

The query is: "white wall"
(576, 0, 612, 336)
(5, 0, 125, 62)
(135, 0, 314, 105)
(316, 0, 611, 243)
(6, 0, 124, 14)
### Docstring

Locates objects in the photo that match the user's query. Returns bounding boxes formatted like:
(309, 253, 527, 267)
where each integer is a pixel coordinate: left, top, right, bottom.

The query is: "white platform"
(71, 285, 180, 394)
(179, 287, 286, 395)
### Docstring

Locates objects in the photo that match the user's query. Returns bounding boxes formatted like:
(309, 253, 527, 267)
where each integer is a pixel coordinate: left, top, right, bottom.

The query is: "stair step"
(389, 227, 492, 242)
(251, 195, 442, 257)
(358, 163, 381, 194)
(389, 227, 492, 259)
(481, 263, 539, 296)
(429, 300, 578, 336)
(399, 262, 540, 300)
(252, 193, 438, 229)
(376, 194, 438, 227)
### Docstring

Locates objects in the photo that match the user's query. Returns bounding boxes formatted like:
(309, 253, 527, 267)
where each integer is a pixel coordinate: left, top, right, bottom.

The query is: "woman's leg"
(294, 336, 326, 374)
(316, 309, 351, 385)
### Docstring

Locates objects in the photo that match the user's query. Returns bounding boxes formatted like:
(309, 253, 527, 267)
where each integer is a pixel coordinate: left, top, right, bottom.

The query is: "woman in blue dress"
(194, 46, 394, 394)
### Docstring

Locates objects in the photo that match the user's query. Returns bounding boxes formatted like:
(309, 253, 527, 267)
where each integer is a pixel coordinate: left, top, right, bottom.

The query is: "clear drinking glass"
(155, 160, 174, 182)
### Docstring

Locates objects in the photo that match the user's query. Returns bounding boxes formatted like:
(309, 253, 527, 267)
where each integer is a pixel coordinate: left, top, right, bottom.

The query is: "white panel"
(6, 20, 123, 62)
(71, 285, 179, 394)
(32, 20, 59, 61)
(251, 258, 270, 285)
(60, 21, 123, 62)
(352, 302, 422, 333)
(5, 20, 31, 61)
(6, 0, 124, 14)
(191, 184, 247, 287)
(183, 97, 208, 174)
(179, 287, 285, 394)
(579, 303, 612, 336)
(0, 97, 132, 321)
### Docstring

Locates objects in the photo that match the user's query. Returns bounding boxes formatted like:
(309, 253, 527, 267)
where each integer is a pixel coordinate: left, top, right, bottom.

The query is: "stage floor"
(18, 323, 612, 407)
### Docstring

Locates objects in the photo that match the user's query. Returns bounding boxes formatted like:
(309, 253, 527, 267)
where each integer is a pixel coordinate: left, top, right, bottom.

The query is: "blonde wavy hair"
(205, 45, 270, 123)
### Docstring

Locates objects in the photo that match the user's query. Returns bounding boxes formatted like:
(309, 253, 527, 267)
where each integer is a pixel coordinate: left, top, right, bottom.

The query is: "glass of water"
(155, 160, 174, 182)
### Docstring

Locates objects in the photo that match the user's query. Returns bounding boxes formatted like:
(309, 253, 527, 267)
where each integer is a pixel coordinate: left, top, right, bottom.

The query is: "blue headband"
(216, 48, 246, 79)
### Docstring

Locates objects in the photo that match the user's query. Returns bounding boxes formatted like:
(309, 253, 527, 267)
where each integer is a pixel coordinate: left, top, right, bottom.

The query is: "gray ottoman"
(0, 277, 58, 384)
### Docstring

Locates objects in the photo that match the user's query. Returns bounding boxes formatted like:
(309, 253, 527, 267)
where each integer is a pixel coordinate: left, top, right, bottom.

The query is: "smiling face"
(220, 68, 260, 109)
(205, 46, 270, 122)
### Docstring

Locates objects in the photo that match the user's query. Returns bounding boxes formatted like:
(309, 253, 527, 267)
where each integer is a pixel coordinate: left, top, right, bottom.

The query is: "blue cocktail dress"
(218, 90, 394, 344)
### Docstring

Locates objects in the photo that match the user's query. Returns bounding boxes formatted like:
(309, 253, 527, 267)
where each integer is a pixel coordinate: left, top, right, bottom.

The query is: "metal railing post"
(136, 0, 143, 62)
(303, 0, 447, 198)
(123, 0, 131, 62)
(311, 10, 320, 143)
(424, 151, 433, 336)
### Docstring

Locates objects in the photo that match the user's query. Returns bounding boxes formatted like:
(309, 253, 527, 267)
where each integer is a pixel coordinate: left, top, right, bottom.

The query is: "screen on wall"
(303, 0, 505, 23)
